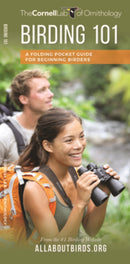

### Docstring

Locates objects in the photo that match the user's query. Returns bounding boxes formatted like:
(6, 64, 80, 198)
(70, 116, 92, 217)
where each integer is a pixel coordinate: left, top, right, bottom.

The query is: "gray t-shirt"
(0, 114, 34, 166)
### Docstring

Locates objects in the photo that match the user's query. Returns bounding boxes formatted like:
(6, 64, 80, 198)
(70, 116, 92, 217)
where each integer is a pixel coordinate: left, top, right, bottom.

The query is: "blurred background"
(0, 48, 130, 247)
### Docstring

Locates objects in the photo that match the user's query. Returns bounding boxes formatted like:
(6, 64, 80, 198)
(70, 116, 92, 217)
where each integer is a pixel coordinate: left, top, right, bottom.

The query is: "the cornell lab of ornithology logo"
(20, 7, 122, 19)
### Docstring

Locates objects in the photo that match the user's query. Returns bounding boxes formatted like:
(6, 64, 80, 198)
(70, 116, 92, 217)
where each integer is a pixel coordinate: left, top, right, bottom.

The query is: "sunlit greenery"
(53, 97, 96, 119)
(96, 188, 130, 247)
(1, 49, 130, 126)
(1, 48, 130, 124)
(107, 68, 130, 125)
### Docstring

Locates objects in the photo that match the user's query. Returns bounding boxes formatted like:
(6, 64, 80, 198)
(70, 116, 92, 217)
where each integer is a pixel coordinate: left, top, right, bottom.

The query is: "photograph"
(0, 1, 130, 263)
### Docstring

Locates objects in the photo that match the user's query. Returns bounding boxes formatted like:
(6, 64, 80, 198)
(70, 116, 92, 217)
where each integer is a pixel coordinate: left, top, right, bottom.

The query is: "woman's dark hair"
(18, 107, 82, 169)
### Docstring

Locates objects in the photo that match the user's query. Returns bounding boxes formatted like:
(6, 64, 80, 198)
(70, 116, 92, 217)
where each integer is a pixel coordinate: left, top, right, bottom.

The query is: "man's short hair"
(10, 69, 49, 109)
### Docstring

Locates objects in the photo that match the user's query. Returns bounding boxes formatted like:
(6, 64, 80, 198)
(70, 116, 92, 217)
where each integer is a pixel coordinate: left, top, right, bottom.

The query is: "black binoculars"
(77, 163, 125, 207)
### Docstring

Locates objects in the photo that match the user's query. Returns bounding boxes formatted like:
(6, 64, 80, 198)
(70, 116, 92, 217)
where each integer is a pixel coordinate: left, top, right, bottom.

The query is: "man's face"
(26, 77, 54, 114)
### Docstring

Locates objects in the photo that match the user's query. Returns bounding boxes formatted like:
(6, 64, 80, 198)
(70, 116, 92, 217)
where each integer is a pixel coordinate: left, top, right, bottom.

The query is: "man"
(0, 69, 54, 165)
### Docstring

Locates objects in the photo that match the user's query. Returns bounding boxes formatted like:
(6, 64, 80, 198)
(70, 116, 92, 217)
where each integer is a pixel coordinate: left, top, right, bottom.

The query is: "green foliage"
(106, 188, 130, 227)
(54, 64, 76, 82)
(1, 48, 130, 126)
(0, 82, 11, 103)
(75, 64, 130, 125)
(107, 68, 130, 125)
(96, 188, 130, 244)
(108, 68, 130, 102)
(82, 65, 112, 96)
(53, 96, 96, 120)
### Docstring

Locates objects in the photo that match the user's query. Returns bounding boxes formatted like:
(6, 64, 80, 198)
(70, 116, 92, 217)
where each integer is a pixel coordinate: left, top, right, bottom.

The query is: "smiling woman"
(18, 107, 85, 168)
(16, 107, 119, 244)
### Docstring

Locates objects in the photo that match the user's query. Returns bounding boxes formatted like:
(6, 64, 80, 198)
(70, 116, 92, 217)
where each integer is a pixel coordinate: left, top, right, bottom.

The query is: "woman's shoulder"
(23, 180, 49, 210)
(24, 180, 48, 197)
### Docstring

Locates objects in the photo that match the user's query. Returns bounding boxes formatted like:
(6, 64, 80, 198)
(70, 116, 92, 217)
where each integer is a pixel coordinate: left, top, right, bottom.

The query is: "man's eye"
(39, 88, 46, 92)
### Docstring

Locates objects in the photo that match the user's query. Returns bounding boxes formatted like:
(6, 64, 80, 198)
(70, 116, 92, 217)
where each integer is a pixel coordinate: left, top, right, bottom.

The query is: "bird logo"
(61, 7, 80, 18)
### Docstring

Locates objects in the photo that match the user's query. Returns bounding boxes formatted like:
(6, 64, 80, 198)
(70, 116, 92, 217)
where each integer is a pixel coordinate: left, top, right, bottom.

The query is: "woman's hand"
(103, 164, 120, 180)
(75, 171, 100, 209)
(99, 164, 120, 194)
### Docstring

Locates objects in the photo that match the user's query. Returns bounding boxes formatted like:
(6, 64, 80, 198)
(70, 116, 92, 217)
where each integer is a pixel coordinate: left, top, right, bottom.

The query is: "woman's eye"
(65, 139, 72, 143)
(80, 134, 85, 139)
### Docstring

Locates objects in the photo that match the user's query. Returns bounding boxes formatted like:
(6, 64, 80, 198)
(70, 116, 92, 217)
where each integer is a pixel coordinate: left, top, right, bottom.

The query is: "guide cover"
(0, 0, 130, 263)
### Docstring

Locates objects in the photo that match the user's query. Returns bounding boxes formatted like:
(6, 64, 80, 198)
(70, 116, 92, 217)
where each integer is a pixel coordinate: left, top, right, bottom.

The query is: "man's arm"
(0, 123, 19, 165)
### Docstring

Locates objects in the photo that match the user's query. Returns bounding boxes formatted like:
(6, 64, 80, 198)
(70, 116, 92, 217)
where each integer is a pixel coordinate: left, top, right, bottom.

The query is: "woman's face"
(48, 119, 87, 168)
